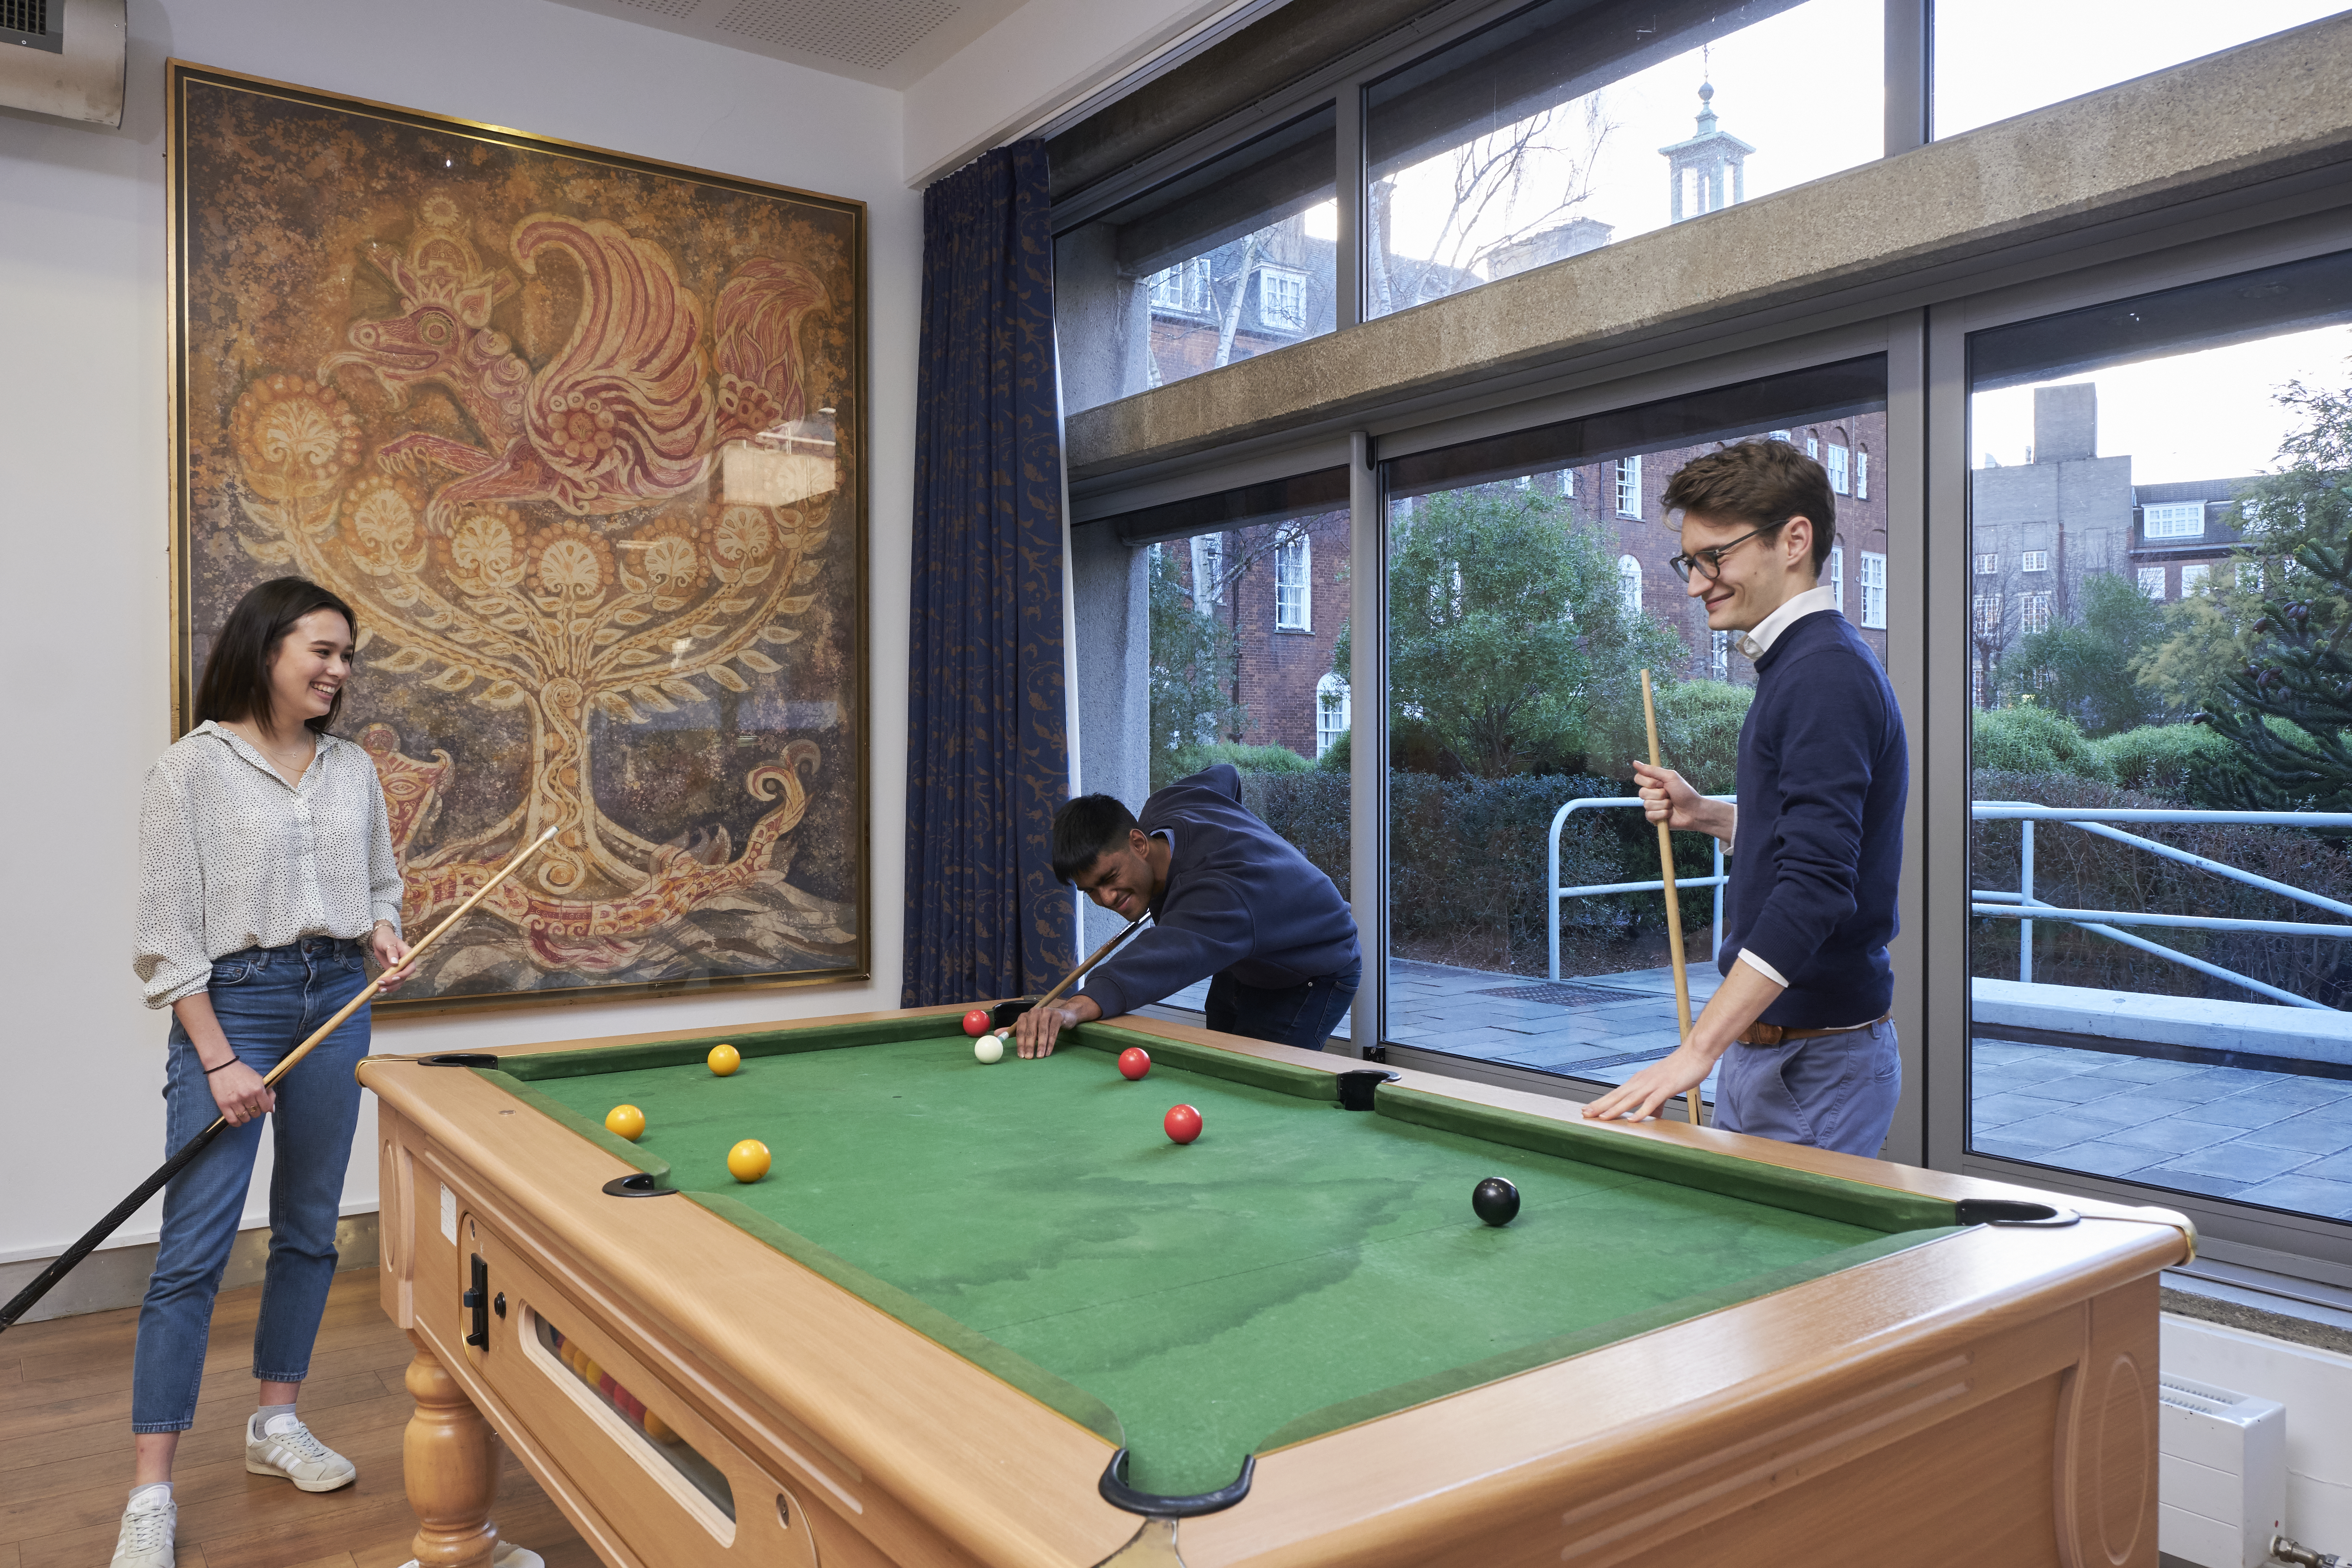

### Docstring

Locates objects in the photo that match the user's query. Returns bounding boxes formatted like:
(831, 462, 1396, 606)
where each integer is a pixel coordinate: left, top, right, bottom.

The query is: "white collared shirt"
(134, 721, 405, 1008)
(1733, 583, 1841, 661)
(1728, 583, 1843, 990)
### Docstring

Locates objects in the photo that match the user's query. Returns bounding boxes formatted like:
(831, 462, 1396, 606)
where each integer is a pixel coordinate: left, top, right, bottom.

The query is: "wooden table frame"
(360, 1005, 2193, 1568)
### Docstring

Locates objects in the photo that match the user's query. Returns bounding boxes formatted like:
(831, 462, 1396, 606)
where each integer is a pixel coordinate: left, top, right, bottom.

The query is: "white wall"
(0, 0, 921, 1269)
(900, 0, 1238, 186)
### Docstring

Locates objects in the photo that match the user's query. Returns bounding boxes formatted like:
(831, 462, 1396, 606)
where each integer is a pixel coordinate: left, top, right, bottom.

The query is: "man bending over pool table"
(1012, 764, 1363, 1058)
(1584, 439, 1909, 1156)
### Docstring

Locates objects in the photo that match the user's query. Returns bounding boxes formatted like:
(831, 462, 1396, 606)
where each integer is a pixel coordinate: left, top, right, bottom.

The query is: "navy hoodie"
(1082, 765, 1361, 1016)
(1722, 611, 1909, 1027)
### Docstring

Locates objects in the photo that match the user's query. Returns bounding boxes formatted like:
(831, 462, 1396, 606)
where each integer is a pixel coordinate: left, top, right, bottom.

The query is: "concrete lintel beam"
(1066, 13, 2352, 479)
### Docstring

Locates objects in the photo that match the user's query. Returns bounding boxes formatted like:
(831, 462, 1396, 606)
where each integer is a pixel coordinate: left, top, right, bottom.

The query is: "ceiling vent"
(0, 0, 123, 125)
(715, 0, 958, 73)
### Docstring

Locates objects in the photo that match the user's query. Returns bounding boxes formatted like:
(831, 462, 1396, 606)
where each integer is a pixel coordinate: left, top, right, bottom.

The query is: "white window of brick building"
(2144, 501, 2205, 538)
(1861, 550, 1887, 629)
(1258, 265, 1307, 331)
(1975, 552, 1999, 575)
(1856, 448, 1869, 499)
(1830, 544, 1844, 612)
(1276, 536, 1312, 630)
(1615, 455, 1642, 517)
(1709, 629, 1730, 679)
(2021, 550, 2049, 573)
(1191, 534, 1225, 606)
(2137, 566, 2166, 599)
(2182, 563, 2213, 595)
(1315, 672, 1350, 758)
(2020, 592, 2052, 634)
(1617, 554, 1643, 617)
(1827, 443, 1850, 494)
(1148, 257, 1212, 314)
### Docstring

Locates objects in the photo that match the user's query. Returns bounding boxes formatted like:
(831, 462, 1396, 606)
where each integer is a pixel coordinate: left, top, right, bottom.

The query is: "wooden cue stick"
(0, 824, 559, 1334)
(1641, 670, 1702, 1127)
(1031, 908, 1151, 1014)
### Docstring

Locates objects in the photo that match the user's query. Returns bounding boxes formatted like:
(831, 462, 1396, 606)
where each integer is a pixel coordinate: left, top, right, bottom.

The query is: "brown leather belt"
(1736, 1012, 1891, 1047)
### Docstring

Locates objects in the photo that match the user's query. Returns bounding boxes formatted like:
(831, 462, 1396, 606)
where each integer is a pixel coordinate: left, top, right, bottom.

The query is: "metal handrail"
(1548, 795, 1732, 982)
(1971, 802, 2352, 1009)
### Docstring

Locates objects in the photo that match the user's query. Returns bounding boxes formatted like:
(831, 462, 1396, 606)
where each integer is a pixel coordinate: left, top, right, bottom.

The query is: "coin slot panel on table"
(471, 1220, 821, 1565)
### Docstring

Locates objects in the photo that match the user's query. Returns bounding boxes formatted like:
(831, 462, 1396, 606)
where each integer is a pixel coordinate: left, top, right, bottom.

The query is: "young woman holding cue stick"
(93, 578, 550, 1568)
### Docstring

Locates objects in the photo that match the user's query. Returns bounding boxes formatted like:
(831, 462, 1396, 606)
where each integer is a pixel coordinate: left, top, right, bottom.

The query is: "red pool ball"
(962, 1008, 991, 1037)
(1164, 1104, 1203, 1144)
(1118, 1047, 1152, 1080)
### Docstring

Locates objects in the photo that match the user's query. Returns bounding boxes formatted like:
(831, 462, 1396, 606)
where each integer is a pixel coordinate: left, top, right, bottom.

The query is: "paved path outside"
(1140, 959, 2352, 1221)
(1146, 959, 1725, 1098)
(1970, 1038, 2352, 1220)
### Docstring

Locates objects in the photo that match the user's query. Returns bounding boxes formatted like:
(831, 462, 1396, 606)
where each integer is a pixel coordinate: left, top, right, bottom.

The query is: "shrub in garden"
(1972, 705, 2115, 783)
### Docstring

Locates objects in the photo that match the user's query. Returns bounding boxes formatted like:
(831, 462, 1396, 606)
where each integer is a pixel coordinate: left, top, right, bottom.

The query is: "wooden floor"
(1, 1270, 597, 1568)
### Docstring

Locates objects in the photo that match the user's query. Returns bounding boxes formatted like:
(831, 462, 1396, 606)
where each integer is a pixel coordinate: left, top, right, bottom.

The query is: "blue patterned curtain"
(903, 142, 1074, 1007)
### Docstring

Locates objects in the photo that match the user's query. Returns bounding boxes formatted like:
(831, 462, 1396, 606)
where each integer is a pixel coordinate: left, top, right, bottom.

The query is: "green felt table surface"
(487, 1018, 1959, 1498)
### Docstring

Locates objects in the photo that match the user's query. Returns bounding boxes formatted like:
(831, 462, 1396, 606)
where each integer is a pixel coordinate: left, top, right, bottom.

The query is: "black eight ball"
(1472, 1176, 1520, 1227)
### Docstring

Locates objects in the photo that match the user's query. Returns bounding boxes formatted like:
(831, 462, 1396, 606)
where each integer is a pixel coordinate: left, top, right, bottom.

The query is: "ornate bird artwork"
(202, 158, 862, 1000)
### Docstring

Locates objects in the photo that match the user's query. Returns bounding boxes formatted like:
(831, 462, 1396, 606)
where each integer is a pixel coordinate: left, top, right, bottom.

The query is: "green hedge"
(1970, 767, 2352, 1005)
(1232, 770, 1720, 975)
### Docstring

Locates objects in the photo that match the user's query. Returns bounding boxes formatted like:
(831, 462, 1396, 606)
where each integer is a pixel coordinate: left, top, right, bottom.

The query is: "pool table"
(359, 1005, 2193, 1568)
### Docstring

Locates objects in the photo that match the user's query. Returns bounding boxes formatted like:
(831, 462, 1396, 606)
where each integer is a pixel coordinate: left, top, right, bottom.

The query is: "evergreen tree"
(2190, 380, 2352, 812)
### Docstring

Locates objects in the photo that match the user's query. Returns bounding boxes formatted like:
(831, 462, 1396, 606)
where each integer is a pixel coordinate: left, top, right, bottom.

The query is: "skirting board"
(0, 1212, 379, 1325)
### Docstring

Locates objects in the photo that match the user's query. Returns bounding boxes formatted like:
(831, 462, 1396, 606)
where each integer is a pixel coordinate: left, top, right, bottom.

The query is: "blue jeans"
(1205, 958, 1361, 1053)
(1714, 1019, 1902, 1156)
(132, 938, 372, 1432)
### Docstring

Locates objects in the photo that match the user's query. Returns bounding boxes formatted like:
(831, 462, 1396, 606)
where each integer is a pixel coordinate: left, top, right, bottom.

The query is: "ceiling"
(544, 0, 1036, 89)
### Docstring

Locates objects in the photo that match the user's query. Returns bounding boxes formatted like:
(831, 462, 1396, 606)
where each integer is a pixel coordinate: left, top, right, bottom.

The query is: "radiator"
(2160, 1373, 2287, 1568)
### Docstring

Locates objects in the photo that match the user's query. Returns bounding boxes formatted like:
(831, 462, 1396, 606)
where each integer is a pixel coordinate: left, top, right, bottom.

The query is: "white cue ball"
(974, 1035, 1005, 1064)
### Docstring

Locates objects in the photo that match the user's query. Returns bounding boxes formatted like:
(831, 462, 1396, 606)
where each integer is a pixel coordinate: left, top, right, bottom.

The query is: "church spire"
(1659, 81, 1756, 222)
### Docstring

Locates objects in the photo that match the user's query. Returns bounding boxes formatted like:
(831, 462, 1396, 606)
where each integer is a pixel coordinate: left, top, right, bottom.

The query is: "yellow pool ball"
(707, 1043, 741, 1076)
(604, 1104, 646, 1142)
(643, 1408, 677, 1443)
(726, 1138, 771, 1183)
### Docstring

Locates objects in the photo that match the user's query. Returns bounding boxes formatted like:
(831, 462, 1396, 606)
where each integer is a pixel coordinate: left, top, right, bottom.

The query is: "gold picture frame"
(167, 60, 870, 1012)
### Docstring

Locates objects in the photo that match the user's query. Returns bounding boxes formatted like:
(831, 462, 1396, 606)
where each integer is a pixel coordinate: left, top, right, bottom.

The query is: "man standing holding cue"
(1584, 440, 1908, 1156)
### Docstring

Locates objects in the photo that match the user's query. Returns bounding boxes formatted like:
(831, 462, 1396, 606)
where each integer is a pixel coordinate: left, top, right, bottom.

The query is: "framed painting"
(167, 61, 869, 1011)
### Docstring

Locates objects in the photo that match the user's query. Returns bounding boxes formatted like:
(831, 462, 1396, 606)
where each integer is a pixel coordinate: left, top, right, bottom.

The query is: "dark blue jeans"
(132, 937, 371, 1432)
(1205, 959, 1361, 1052)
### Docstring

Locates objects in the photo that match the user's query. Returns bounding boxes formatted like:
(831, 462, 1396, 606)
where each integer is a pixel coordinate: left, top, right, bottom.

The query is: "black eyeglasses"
(1667, 521, 1785, 583)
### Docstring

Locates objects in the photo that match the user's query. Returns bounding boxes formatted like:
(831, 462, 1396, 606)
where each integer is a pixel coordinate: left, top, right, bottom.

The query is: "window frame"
(1063, 121, 2352, 1288)
(1926, 220, 2352, 1288)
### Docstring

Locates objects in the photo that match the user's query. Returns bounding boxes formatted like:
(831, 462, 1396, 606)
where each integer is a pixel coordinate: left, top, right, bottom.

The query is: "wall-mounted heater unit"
(0, 0, 125, 127)
(2160, 1374, 2287, 1568)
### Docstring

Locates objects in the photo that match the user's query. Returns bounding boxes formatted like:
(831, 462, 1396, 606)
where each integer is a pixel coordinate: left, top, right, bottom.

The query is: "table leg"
(401, 1333, 503, 1568)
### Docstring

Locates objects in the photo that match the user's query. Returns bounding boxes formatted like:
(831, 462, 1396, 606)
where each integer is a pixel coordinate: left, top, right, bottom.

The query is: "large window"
(1933, 0, 2349, 138)
(1085, 469, 1356, 1030)
(1374, 358, 1886, 1089)
(1056, 106, 1337, 412)
(1361, 0, 1882, 323)
(1964, 248, 2352, 1228)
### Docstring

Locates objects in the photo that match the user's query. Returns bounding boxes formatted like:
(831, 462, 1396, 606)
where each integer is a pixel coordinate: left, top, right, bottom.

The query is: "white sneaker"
(245, 1412, 357, 1492)
(109, 1491, 175, 1567)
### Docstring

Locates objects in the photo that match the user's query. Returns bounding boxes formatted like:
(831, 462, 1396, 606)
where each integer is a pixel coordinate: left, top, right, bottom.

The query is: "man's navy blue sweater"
(1083, 764, 1361, 1017)
(1722, 610, 1908, 1027)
